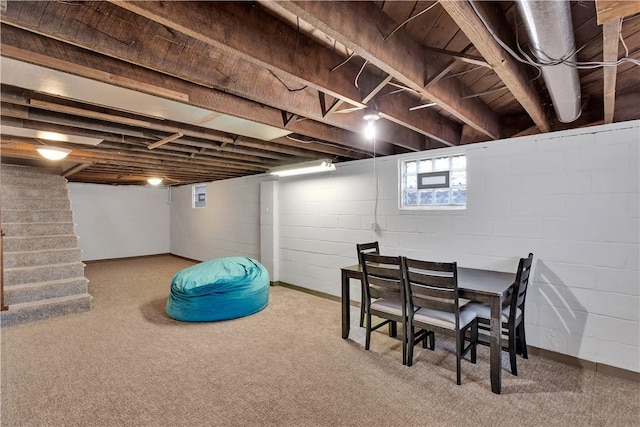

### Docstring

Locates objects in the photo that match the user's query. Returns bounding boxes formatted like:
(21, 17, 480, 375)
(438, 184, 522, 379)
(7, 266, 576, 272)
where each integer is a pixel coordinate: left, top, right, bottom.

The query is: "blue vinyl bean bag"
(166, 257, 270, 322)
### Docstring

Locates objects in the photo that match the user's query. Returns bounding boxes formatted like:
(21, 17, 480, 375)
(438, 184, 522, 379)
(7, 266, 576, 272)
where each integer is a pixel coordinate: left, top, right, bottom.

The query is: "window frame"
(398, 152, 467, 211)
(192, 184, 207, 209)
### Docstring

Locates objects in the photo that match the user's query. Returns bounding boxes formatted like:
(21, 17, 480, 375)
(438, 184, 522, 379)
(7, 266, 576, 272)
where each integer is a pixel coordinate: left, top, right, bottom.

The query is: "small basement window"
(400, 154, 466, 209)
(192, 185, 207, 208)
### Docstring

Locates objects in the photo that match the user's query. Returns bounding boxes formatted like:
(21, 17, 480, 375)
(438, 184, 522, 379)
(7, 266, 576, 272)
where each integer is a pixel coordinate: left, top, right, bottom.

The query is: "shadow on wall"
(532, 260, 587, 359)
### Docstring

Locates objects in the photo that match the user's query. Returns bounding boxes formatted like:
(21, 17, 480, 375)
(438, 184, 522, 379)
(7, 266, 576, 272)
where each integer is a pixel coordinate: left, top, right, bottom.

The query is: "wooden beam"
(147, 133, 183, 150)
(602, 19, 621, 124)
(361, 74, 393, 104)
(105, 1, 446, 147)
(596, 0, 640, 25)
(62, 163, 93, 177)
(425, 44, 475, 88)
(423, 47, 491, 68)
(439, 0, 551, 133)
(0, 26, 382, 156)
(277, 0, 501, 140)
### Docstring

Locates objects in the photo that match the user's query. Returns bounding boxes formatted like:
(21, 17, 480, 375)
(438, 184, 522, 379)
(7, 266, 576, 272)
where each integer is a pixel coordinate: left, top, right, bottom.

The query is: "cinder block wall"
(171, 121, 640, 372)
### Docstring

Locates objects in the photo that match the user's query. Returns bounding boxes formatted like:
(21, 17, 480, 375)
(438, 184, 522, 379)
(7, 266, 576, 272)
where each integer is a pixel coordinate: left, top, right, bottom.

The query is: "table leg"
(341, 269, 350, 339)
(490, 296, 502, 394)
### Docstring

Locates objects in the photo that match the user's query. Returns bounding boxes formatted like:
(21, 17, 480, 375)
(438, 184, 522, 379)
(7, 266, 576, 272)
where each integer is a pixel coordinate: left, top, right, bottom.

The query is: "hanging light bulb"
(363, 109, 380, 141)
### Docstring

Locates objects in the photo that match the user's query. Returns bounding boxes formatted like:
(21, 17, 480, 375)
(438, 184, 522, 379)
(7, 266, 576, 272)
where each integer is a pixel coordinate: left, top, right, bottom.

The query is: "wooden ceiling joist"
(602, 18, 622, 124)
(439, 0, 551, 133)
(277, 0, 501, 140)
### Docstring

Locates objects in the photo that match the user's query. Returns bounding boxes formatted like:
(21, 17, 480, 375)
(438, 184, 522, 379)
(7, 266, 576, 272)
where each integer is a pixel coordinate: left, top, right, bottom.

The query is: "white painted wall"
(169, 121, 640, 372)
(169, 175, 263, 262)
(68, 183, 170, 261)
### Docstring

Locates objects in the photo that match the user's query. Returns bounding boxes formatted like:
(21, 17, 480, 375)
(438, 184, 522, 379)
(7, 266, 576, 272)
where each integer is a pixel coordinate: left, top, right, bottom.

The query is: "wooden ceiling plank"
(62, 163, 93, 177)
(439, 0, 551, 133)
(602, 18, 622, 124)
(596, 0, 640, 25)
(108, 0, 453, 147)
(0, 26, 381, 157)
(277, 0, 501, 140)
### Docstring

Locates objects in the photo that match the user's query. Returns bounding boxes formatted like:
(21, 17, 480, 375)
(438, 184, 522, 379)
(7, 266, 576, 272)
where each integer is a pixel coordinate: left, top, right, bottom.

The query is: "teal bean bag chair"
(166, 257, 270, 322)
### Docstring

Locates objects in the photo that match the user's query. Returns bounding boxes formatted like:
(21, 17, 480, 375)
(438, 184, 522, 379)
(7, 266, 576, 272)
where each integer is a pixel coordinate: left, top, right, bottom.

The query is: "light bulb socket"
(363, 109, 380, 122)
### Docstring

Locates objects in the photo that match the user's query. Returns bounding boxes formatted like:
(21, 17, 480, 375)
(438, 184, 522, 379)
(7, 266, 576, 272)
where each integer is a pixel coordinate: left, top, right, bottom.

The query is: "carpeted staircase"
(1, 164, 92, 326)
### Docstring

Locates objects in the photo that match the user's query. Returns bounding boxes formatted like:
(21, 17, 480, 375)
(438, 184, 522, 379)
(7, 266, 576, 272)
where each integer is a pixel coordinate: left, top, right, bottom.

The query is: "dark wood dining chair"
(465, 253, 534, 376)
(402, 257, 478, 385)
(360, 252, 407, 365)
(356, 242, 380, 327)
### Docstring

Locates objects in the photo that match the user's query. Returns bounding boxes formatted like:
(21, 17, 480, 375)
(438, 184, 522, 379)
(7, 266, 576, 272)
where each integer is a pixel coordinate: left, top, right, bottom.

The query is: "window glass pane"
(450, 170, 466, 186)
(418, 190, 433, 205)
(406, 160, 417, 175)
(451, 188, 466, 204)
(433, 157, 449, 171)
(400, 154, 466, 210)
(404, 190, 417, 206)
(434, 189, 450, 205)
(451, 155, 466, 169)
(419, 159, 432, 173)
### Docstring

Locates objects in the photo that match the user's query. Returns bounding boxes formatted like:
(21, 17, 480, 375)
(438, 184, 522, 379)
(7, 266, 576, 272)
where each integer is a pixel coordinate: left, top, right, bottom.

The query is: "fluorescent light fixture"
(268, 159, 336, 177)
(147, 177, 163, 186)
(36, 147, 71, 161)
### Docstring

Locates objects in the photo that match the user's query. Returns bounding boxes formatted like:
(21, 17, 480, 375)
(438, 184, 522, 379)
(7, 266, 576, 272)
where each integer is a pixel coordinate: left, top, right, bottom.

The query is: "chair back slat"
(356, 242, 379, 263)
(405, 258, 454, 273)
(404, 271, 455, 289)
(402, 257, 461, 325)
(361, 253, 404, 307)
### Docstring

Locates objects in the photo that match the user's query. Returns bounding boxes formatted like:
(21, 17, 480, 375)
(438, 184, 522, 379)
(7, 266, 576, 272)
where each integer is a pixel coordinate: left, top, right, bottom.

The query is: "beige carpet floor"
(1, 255, 638, 426)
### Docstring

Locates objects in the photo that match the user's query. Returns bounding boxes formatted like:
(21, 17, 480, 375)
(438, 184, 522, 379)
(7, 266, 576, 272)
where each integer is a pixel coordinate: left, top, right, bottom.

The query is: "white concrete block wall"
(275, 121, 640, 372)
(166, 121, 639, 372)
(68, 183, 170, 261)
(170, 176, 262, 262)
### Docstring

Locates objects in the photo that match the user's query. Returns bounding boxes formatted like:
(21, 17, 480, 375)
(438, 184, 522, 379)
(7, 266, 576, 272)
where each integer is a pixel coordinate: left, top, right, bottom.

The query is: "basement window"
(192, 185, 207, 208)
(400, 154, 466, 210)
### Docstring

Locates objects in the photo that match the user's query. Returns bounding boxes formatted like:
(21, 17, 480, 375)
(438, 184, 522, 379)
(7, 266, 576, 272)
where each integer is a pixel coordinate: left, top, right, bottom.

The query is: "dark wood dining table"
(340, 264, 516, 394)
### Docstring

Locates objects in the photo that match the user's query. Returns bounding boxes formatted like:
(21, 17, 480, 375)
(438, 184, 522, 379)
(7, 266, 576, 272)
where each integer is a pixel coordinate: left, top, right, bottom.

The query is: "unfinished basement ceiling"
(0, 0, 638, 185)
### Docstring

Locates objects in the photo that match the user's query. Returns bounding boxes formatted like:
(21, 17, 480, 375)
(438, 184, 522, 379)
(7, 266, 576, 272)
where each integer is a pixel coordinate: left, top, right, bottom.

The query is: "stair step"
(2, 209, 73, 223)
(4, 276, 89, 305)
(1, 222, 76, 237)
(0, 174, 67, 188)
(4, 261, 86, 286)
(3, 235, 79, 252)
(0, 186, 69, 199)
(1, 197, 71, 211)
(0, 294, 92, 327)
(3, 248, 82, 268)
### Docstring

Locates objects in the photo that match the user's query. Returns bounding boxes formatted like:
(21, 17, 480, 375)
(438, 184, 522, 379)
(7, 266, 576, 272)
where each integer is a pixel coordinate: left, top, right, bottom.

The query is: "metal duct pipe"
(516, 0, 581, 123)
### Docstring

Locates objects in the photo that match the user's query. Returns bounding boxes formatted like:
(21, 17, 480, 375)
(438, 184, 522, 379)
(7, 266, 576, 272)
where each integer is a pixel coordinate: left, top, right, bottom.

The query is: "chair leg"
(456, 331, 462, 385)
(365, 313, 372, 351)
(401, 320, 407, 366)
(508, 324, 518, 376)
(407, 326, 415, 367)
(389, 321, 397, 337)
(429, 331, 435, 350)
(471, 321, 478, 364)
(359, 283, 365, 328)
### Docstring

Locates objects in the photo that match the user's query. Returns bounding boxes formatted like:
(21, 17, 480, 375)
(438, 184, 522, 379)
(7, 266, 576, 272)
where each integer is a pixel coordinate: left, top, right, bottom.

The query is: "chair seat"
(413, 306, 476, 330)
(370, 299, 403, 317)
(465, 302, 522, 323)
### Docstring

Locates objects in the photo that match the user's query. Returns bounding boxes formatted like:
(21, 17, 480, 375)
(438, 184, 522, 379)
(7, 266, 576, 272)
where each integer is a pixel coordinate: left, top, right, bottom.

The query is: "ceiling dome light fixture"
(147, 177, 163, 186)
(36, 147, 71, 161)
(363, 109, 380, 141)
